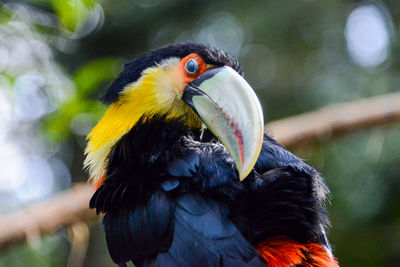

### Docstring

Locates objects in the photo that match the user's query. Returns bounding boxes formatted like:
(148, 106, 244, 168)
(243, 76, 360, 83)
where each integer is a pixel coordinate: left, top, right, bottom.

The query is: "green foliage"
(26, 0, 97, 32)
(52, 0, 96, 32)
(0, 235, 69, 267)
(0, 7, 11, 24)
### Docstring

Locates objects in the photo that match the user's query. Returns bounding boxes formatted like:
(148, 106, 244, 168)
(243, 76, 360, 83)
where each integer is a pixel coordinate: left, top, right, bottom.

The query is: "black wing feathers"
(145, 192, 264, 266)
(103, 190, 175, 264)
(254, 134, 315, 176)
(243, 135, 330, 247)
(244, 168, 320, 244)
(167, 153, 199, 177)
(103, 190, 265, 266)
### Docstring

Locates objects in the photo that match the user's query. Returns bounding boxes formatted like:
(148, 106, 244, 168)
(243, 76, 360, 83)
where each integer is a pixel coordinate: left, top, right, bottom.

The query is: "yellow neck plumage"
(84, 59, 202, 184)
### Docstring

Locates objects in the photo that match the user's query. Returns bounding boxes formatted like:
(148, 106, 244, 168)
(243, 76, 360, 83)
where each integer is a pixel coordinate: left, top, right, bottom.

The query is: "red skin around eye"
(180, 53, 207, 84)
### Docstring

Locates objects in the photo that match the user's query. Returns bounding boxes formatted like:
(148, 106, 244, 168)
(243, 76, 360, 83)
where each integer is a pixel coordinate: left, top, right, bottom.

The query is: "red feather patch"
(257, 236, 339, 267)
(89, 175, 106, 191)
(303, 243, 339, 267)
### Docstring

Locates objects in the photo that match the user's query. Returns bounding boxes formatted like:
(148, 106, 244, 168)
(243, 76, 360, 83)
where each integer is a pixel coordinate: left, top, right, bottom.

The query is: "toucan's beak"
(182, 66, 264, 180)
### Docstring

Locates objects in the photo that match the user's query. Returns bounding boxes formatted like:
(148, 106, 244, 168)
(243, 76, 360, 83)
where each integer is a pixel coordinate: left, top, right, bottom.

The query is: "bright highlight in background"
(345, 4, 392, 68)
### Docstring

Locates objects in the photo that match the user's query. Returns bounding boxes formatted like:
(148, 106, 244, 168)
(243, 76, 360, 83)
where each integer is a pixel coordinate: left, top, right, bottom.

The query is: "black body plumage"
(90, 116, 331, 266)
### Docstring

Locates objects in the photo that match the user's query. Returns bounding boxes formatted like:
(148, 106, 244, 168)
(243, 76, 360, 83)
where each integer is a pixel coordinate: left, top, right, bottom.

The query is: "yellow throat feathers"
(84, 59, 201, 183)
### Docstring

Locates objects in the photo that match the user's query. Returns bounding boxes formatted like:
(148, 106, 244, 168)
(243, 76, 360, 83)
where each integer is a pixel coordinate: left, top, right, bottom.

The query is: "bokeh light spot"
(345, 4, 393, 67)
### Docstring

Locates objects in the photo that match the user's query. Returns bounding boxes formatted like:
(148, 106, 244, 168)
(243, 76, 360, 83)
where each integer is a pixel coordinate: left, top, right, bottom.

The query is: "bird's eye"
(185, 59, 199, 75)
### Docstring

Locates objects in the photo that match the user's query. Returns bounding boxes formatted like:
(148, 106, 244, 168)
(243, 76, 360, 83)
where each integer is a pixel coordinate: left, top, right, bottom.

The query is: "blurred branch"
(67, 221, 90, 267)
(267, 91, 400, 149)
(1, 92, 400, 250)
(0, 184, 96, 250)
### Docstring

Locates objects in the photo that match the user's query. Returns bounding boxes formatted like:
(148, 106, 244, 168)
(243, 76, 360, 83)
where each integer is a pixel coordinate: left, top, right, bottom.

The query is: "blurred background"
(0, 0, 399, 266)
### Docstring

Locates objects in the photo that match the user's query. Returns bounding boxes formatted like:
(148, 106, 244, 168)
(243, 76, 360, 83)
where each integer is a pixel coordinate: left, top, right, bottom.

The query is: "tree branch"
(0, 184, 96, 250)
(1, 92, 400, 250)
(267, 92, 400, 149)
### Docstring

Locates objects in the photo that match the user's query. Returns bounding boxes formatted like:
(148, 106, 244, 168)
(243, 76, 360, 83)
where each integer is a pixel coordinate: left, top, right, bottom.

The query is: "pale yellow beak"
(182, 66, 264, 180)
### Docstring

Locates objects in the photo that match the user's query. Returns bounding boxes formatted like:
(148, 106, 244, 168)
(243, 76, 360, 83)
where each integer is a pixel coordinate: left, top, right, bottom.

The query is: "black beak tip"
(182, 85, 204, 110)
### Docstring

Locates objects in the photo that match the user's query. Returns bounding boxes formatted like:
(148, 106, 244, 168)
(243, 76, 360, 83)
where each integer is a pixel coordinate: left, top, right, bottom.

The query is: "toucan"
(85, 42, 339, 266)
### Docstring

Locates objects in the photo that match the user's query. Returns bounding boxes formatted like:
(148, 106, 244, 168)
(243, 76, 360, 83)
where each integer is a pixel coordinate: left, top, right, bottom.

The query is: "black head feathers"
(100, 42, 242, 104)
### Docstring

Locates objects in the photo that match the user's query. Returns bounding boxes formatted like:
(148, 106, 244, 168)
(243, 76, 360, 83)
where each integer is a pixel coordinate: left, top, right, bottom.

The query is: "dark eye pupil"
(185, 59, 198, 75)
